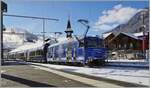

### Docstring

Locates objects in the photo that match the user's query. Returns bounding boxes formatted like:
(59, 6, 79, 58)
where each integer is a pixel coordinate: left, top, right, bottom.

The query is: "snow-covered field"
(106, 59, 149, 67)
(30, 63, 150, 86)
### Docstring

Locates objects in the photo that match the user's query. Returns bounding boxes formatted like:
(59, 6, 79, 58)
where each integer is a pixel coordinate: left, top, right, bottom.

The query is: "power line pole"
(1, 1, 7, 62)
(42, 19, 45, 44)
(4, 14, 59, 44)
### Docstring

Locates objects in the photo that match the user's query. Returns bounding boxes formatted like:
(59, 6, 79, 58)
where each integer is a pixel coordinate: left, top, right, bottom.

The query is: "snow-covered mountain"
(104, 8, 149, 35)
(3, 27, 41, 50)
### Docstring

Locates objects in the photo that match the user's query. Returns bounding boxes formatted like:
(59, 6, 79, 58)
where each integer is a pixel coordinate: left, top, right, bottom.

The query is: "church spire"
(65, 17, 73, 38)
(67, 19, 71, 30)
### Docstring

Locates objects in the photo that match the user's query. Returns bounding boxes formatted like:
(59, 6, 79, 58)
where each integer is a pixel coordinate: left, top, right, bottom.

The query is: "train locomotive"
(6, 36, 107, 66)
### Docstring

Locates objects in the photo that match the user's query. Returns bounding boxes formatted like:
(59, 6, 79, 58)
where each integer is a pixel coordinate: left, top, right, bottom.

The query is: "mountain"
(105, 8, 149, 35)
(3, 27, 61, 53)
(3, 27, 41, 50)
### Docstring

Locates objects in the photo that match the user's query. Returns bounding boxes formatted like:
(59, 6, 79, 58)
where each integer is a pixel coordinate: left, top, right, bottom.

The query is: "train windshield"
(84, 37, 103, 48)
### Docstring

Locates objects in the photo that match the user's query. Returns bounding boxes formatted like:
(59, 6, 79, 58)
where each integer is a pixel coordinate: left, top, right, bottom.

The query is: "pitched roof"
(108, 32, 141, 43)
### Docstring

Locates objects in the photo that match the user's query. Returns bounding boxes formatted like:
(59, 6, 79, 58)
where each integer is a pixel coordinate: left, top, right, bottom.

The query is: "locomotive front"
(83, 37, 107, 66)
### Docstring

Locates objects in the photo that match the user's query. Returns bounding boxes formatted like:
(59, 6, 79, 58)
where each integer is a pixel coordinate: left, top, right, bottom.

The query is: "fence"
(107, 49, 148, 60)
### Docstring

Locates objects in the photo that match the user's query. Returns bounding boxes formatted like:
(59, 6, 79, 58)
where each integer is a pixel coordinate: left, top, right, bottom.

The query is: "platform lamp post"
(1, 1, 7, 62)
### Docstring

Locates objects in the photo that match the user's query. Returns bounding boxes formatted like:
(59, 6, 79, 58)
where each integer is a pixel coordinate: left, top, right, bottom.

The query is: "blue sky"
(3, 0, 149, 37)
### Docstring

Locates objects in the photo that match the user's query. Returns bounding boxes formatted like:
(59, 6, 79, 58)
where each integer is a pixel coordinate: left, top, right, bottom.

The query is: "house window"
(119, 44, 121, 48)
(130, 43, 133, 48)
(124, 44, 127, 49)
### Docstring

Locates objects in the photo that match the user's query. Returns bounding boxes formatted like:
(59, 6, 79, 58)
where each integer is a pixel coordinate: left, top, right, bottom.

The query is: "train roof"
(9, 41, 43, 53)
(49, 38, 78, 48)
(9, 36, 100, 53)
(48, 36, 102, 48)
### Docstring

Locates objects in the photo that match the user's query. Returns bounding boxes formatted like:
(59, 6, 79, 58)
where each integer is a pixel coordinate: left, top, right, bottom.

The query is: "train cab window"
(84, 37, 102, 48)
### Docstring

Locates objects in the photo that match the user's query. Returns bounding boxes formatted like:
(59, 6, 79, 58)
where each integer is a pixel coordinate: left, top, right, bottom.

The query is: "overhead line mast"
(3, 14, 59, 44)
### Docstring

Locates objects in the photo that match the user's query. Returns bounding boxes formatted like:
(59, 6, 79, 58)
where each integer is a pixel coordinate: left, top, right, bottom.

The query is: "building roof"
(108, 32, 141, 43)
(102, 32, 112, 39)
(121, 32, 139, 40)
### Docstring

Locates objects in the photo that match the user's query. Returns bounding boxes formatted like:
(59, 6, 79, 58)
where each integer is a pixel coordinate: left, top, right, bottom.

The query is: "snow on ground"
(107, 59, 147, 62)
(106, 59, 149, 67)
(30, 63, 150, 86)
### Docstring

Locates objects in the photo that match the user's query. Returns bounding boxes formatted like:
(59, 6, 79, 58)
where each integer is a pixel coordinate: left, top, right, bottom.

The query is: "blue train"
(47, 36, 107, 65)
(6, 36, 107, 66)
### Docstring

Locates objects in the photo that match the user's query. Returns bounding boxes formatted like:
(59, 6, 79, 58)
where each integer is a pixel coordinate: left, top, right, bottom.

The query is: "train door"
(58, 44, 64, 62)
(47, 47, 53, 62)
(25, 51, 28, 61)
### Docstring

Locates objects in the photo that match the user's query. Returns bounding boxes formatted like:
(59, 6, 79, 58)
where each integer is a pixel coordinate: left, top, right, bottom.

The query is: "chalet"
(103, 32, 149, 60)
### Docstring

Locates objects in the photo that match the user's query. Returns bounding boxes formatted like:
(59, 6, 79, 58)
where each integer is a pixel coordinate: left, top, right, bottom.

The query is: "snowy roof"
(133, 32, 143, 37)
(9, 36, 78, 53)
(120, 32, 139, 40)
(102, 32, 112, 39)
(49, 37, 78, 47)
(108, 32, 141, 43)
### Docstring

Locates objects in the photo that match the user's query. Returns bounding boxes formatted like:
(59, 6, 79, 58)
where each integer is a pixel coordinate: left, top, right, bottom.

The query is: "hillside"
(3, 27, 41, 49)
(105, 8, 149, 35)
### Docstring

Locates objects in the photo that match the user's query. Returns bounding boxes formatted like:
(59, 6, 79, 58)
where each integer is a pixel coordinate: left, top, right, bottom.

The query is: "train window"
(63, 44, 67, 49)
(36, 50, 42, 55)
(55, 46, 59, 51)
(85, 37, 103, 48)
(49, 47, 54, 55)
(30, 51, 36, 56)
(73, 42, 78, 47)
(20, 53, 24, 56)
